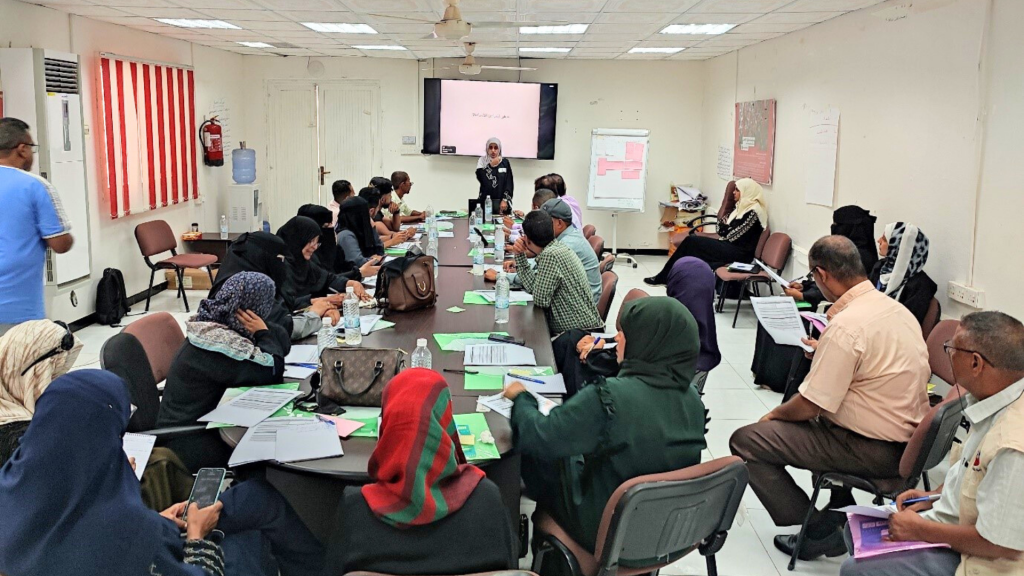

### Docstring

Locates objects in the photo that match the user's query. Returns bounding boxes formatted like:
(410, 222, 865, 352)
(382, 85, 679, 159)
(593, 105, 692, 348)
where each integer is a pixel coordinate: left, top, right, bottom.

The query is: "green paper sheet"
(467, 248, 496, 259)
(453, 413, 500, 462)
(446, 306, 466, 313)
(796, 301, 813, 310)
(385, 247, 408, 256)
(464, 366, 554, 391)
(205, 383, 310, 429)
(341, 406, 381, 438)
(436, 222, 455, 231)
(439, 210, 468, 218)
(463, 291, 526, 306)
(433, 332, 508, 352)
(479, 224, 495, 232)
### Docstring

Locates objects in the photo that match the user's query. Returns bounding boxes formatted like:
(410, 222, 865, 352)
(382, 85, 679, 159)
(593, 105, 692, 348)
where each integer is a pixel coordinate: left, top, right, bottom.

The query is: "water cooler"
(227, 184, 262, 233)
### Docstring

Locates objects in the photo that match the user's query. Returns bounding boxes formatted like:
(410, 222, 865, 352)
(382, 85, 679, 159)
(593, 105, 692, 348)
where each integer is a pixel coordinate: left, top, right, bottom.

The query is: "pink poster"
(621, 171, 641, 180)
(626, 142, 644, 162)
(734, 99, 776, 185)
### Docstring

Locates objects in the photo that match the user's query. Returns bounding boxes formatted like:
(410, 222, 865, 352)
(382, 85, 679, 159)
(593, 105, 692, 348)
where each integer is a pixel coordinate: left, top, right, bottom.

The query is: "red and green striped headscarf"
(362, 368, 486, 528)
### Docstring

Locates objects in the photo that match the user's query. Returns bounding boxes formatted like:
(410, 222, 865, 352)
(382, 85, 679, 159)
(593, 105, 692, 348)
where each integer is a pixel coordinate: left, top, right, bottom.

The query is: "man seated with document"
(730, 236, 931, 560)
(841, 311, 1024, 576)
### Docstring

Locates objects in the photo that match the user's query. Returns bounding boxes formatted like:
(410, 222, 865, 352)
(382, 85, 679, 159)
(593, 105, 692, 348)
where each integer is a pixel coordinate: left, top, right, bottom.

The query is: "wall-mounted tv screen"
(422, 78, 558, 160)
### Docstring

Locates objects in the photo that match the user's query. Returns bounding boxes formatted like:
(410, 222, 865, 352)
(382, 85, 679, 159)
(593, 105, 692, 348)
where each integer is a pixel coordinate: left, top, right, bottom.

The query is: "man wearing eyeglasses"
(0, 117, 74, 336)
(841, 311, 1024, 576)
(731, 235, 931, 560)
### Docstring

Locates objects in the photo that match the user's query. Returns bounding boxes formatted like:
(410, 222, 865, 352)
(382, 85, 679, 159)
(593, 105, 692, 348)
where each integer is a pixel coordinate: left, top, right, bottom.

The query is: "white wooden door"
(317, 82, 381, 204)
(266, 82, 318, 227)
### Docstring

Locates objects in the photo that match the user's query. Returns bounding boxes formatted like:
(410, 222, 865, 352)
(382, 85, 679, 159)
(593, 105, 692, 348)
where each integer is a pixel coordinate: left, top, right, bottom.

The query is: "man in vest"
(841, 311, 1024, 576)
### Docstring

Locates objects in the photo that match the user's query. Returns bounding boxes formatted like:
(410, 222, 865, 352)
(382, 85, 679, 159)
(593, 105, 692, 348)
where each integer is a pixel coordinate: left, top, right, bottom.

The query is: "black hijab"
(276, 216, 331, 310)
(297, 204, 341, 272)
(337, 197, 380, 258)
(831, 205, 878, 274)
(210, 232, 295, 335)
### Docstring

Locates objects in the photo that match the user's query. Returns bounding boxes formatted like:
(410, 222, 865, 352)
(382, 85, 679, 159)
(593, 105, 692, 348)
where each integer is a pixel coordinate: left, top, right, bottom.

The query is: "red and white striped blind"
(99, 56, 199, 219)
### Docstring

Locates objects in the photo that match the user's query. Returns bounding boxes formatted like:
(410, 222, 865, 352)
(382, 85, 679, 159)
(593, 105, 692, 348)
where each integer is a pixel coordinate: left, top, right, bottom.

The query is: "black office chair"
(100, 332, 205, 440)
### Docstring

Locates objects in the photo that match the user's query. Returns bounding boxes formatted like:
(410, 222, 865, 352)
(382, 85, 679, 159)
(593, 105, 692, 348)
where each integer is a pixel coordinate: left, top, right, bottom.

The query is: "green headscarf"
(617, 297, 700, 390)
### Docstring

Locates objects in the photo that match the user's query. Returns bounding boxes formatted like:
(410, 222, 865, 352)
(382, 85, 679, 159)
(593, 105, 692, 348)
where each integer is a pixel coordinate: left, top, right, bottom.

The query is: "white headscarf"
(0, 320, 82, 426)
(476, 137, 503, 169)
(878, 222, 929, 299)
(727, 177, 768, 228)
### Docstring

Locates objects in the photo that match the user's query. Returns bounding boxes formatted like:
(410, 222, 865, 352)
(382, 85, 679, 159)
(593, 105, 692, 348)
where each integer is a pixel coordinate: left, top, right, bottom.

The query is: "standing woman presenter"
(475, 137, 514, 215)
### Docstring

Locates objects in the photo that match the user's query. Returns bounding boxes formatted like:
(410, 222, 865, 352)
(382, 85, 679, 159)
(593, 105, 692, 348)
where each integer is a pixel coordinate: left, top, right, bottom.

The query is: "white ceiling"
(26, 0, 888, 60)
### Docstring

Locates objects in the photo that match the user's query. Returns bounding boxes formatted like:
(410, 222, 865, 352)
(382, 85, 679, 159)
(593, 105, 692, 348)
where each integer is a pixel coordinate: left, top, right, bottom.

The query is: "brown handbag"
(318, 347, 406, 407)
(376, 253, 437, 312)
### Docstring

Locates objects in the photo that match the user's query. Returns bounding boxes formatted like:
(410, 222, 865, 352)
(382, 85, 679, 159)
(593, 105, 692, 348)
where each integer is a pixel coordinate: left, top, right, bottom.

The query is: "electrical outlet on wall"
(948, 281, 985, 308)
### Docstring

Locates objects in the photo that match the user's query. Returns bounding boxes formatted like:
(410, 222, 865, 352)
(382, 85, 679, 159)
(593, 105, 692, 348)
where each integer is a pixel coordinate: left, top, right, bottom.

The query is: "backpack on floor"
(96, 268, 132, 326)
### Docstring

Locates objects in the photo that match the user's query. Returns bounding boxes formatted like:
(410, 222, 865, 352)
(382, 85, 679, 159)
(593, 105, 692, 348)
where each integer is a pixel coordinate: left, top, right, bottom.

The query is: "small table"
(182, 232, 243, 262)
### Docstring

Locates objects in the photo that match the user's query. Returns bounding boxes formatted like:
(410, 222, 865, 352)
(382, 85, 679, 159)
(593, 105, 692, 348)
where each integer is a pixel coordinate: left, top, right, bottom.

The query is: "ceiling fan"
(421, 43, 537, 76)
(369, 0, 572, 41)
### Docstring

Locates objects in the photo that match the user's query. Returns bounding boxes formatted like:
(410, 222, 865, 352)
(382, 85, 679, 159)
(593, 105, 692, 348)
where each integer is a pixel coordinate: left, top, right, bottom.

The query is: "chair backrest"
(753, 227, 771, 260)
(759, 233, 791, 271)
(122, 312, 185, 385)
(589, 235, 605, 259)
(599, 254, 615, 274)
(135, 220, 178, 258)
(616, 289, 649, 331)
(899, 394, 966, 480)
(597, 271, 618, 323)
(593, 457, 749, 575)
(99, 333, 160, 432)
(921, 298, 941, 340)
(582, 224, 597, 239)
(927, 319, 960, 385)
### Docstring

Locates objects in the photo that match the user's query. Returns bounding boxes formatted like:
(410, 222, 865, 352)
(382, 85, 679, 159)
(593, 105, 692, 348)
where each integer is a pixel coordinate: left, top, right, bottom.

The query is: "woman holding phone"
(475, 137, 514, 215)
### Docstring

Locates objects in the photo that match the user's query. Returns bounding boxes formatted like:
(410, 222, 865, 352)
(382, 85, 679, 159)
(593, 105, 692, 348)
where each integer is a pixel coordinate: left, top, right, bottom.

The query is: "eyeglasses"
(943, 340, 995, 368)
(21, 321, 74, 376)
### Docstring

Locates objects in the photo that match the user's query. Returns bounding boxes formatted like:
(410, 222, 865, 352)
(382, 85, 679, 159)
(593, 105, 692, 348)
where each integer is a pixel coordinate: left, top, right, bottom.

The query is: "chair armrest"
(700, 531, 729, 556)
(685, 214, 719, 229)
(140, 424, 210, 441)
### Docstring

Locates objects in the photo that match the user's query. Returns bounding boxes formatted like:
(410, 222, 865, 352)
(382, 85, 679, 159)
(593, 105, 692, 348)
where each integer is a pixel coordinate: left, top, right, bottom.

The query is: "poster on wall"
(804, 108, 840, 207)
(734, 99, 776, 185)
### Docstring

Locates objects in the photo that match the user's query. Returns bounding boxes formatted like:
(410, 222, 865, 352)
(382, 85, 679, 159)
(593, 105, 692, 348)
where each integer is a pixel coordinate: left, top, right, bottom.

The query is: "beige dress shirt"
(798, 281, 930, 443)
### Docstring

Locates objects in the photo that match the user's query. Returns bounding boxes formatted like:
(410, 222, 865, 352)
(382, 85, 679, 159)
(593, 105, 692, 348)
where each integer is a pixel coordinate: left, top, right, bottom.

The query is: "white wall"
(698, 0, 1007, 318)
(0, 0, 246, 323)
(242, 56, 705, 251)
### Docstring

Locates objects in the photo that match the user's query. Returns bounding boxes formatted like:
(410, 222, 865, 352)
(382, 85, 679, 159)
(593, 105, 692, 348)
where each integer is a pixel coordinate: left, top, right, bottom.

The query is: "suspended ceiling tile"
(751, 11, 844, 24)
(91, 0, 177, 6)
(274, 10, 360, 22)
(235, 20, 310, 30)
(251, 0, 348, 11)
(603, 0, 701, 13)
(518, 0, 608, 13)
(116, 6, 209, 18)
(359, 12, 438, 24)
(581, 32, 648, 42)
(689, 0, 795, 13)
(341, 0, 438, 12)
(730, 21, 814, 34)
(459, 0, 517, 10)
(778, 0, 884, 11)
(634, 37, 705, 47)
(195, 9, 289, 21)
(516, 12, 598, 23)
(586, 23, 662, 35)
(172, 0, 262, 8)
(44, 5, 132, 17)
(593, 12, 679, 25)
(576, 40, 637, 48)
(669, 12, 760, 24)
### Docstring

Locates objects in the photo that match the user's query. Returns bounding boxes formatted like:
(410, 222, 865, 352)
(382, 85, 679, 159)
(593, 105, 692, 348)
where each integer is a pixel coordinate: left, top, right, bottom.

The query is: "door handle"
(319, 166, 331, 186)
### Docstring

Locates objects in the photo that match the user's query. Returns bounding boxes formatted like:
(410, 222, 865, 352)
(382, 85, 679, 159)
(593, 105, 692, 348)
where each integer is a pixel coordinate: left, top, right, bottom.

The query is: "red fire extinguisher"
(198, 117, 223, 167)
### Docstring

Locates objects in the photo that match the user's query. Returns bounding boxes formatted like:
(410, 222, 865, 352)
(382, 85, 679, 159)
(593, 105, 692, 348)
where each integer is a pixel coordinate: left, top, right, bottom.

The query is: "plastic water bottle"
(219, 215, 228, 239)
(474, 203, 484, 229)
(472, 237, 485, 276)
(343, 287, 362, 346)
(411, 338, 432, 369)
(317, 317, 334, 361)
(495, 272, 510, 324)
(494, 224, 505, 263)
(426, 237, 438, 279)
(484, 196, 493, 223)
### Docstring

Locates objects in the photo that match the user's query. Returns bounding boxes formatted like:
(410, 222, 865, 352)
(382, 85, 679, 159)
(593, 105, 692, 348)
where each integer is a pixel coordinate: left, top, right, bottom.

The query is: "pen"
(593, 337, 602, 348)
(443, 368, 479, 375)
(287, 362, 318, 369)
(512, 375, 546, 385)
(473, 227, 491, 247)
(900, 495, 941, 505)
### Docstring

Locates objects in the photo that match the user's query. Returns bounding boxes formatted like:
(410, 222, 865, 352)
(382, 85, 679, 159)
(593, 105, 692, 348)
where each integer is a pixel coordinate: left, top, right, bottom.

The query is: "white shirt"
(924, 378, 1024, 550)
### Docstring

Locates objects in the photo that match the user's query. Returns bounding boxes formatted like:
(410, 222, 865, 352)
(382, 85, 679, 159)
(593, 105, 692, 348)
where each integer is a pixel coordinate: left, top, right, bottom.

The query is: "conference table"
(221, 216, 551, 542)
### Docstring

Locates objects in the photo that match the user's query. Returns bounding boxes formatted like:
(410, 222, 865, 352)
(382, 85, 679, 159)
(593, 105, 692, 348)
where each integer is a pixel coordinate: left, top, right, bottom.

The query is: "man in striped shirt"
(513, 210, 603, 336)
(0, 118, 74, 335)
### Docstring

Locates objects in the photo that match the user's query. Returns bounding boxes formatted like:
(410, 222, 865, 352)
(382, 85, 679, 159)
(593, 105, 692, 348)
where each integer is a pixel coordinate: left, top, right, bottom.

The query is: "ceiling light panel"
(629, 46, 685, 53)
(519, 24, 589, 34)
(302, 22, 377, 33)
(519, 47, 572, 53)
(155, 19, 242, 29)
(660, 23, 736, 34)
(352, 45, 408, 50)
(237, 41, 275, 47)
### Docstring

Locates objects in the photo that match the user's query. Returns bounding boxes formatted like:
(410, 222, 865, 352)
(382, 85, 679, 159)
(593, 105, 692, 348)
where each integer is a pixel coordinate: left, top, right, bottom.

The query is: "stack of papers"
(123, 433, 156, 481)
(275, 419, 343, 464)
(749, 297, 814, 352)
(474, 290, 534, 303)
(465, 344, 537, 366)
(464, 366, 554, 391)
(229, 418, 339, 467)
(477, 391, 557, 419)
(463, 291, 527, 306)
(204, 384, 306, 429)
(433, 332, 505, 352)
(198, 388, 302, 428)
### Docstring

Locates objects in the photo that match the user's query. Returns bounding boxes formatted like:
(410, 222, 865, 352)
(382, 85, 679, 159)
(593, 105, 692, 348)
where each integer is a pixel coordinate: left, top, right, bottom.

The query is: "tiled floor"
(72, 257, 852, 576)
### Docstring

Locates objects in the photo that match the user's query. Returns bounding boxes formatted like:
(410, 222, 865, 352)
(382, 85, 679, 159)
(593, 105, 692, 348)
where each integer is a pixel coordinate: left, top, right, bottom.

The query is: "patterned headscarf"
(0, 320, 82, 426)
(878, 222, 929, 299)
(194, 271, 276, 340)
(362, 368, 485, 528)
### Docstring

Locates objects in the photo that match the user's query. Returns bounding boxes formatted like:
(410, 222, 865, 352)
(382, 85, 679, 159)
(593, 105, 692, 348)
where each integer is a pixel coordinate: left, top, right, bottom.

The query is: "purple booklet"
(848, 513, 951, 559)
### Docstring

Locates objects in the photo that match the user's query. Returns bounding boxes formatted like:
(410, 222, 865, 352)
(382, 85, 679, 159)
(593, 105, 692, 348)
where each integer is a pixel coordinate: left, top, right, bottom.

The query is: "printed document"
(465, 344, 537, 366)
(198, 388, 301, 428)
(123, 433, 156, 481)
(749, 297, 813, 352)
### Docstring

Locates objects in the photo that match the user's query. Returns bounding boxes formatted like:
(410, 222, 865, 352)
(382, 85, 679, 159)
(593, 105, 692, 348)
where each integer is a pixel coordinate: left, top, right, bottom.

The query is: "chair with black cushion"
(787, 395, 965, 570)
(122, 311, 184, 386)
(714, 230, 787, 328)
(100, 332, 205, 440)
(921, 298, 942, 341)
(532, 456, 748, 576)
(135, 220, 218, 313)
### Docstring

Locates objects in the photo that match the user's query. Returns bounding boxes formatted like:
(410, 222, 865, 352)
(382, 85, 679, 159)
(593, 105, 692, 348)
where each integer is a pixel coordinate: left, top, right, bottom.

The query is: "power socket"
(947, 281, 985, 308)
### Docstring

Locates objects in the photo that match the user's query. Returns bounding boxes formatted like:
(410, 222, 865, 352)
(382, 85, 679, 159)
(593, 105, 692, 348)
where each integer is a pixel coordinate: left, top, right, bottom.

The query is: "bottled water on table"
(317, 317, 335, 361)
(472, 237, 485, 275)
(495, 272, 510, 324)
(426, 237, 439, 279)
(343, 287, 362, 346)
(494, 224, 505, 263)
(219, 215, 228, 240)
(411, 338, 432, 369)
(474, 204, 484, 228)
(484, 196, 493, 223)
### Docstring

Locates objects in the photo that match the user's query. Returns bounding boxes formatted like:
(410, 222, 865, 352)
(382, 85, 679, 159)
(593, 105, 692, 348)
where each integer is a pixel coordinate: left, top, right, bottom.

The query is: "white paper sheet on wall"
(805, 108, 840, 207)
(717, 145, 733, 181)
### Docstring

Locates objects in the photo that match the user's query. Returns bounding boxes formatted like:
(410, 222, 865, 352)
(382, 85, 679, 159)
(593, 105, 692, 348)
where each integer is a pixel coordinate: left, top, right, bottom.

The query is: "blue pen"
(593, 337, 602, 348)
(900, 494, 940, 505)
(513, 375, 547, 385)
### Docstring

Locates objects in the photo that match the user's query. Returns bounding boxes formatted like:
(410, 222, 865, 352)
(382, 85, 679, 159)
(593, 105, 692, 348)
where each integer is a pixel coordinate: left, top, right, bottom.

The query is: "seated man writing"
(841, 311, 1024, 576)
(512, 211, 603, 337)
(730, 235, 930, 559)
